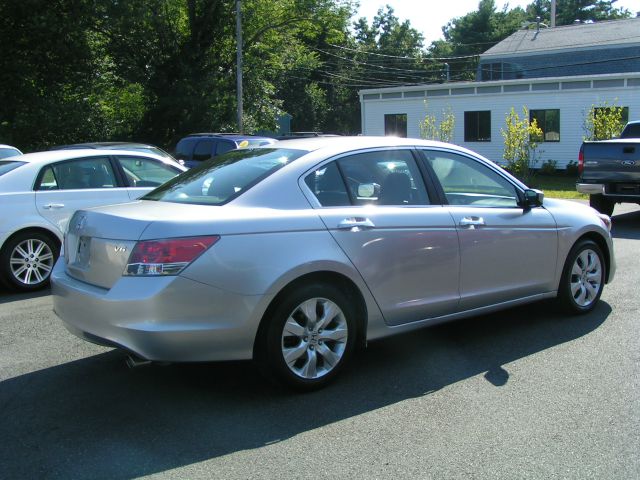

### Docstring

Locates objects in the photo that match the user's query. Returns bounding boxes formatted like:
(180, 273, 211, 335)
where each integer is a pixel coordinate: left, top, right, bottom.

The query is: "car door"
(419, 149, 558, 311)
(34, 156, 130, 234)
(113, 155, 184, 200)
(303, 148, 460, 326)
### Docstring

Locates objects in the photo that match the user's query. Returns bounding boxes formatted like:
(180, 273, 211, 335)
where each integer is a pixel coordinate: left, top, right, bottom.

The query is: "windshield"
(143, 148, 305, 205)
(0, 160, 26, 176)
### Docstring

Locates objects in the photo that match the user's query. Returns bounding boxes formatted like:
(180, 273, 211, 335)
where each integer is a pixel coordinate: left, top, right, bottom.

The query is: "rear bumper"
(576, 183, 604, 195)
(51, 259, 268, 362)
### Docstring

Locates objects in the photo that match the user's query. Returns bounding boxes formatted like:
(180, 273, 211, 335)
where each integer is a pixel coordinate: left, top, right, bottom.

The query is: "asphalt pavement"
(0, 203, 638, 479)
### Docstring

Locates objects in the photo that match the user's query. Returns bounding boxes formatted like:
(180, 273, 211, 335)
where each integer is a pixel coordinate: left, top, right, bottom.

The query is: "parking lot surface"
(1, 203, 639, 479)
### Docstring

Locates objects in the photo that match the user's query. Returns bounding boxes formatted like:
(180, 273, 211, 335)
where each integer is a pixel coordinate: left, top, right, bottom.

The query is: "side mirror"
(521, 188, 544, 209)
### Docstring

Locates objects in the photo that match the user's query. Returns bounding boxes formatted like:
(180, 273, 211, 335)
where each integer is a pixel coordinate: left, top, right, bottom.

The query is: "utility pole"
(236, 0, 243, 133)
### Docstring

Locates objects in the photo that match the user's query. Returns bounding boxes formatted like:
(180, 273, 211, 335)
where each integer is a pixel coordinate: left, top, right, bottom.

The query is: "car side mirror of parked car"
(521, 188, 544, 209)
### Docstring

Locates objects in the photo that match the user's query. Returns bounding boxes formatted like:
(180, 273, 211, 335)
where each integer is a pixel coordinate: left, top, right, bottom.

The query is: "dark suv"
(174, 133, 276, 168)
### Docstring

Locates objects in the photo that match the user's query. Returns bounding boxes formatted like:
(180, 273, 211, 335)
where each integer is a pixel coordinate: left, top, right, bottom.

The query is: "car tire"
(0, 231, 59, 292)
(589, 194, 614, 216)
(257, 283, 356, 390)
(557, 240, 605, 314)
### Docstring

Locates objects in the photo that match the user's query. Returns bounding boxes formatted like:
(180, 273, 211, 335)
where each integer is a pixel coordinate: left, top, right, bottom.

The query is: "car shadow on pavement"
(0, 287, 50, 304)
(0, 300, 611, 479)
(611, 208, 640, 240)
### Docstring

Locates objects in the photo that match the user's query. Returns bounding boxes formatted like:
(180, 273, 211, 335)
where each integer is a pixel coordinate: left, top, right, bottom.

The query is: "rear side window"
(305, 150, 429, 207)
(143, 148, 306, 205)
(193, 140, 216, 162)
(38, 157, 117, 190)
(174, 138, 197, 160)
(0, 160, 26, 176)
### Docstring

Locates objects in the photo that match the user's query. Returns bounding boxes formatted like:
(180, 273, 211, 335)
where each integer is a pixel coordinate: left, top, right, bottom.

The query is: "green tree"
(419, 103, 455, 143)
(525, 0, 631, 25)
(583, 100, 627, 140)
(428, 0, 526, 81)
(501, 107, 543, 184)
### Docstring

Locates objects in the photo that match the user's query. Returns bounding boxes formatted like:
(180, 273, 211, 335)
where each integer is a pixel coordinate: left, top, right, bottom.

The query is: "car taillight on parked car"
(578, 146, 584, 175)
(124, 236, 219, 276)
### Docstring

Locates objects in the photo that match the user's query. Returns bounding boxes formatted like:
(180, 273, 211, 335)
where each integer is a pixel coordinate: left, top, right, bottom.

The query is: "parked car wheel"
(258, 283, 355, 390)
(557, 240, 605, 314)
(589, 194, 614, 216)
(0, 231, 59, 291)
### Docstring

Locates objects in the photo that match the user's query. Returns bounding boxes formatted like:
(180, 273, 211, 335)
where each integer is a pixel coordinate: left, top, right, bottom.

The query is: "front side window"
(530, 109, 560, 142)
(384, 114, 407, 138)
(305, 150, 429, 207)
(422, 150, 518, 208)
(464, 111, 491, 142)
(144, 148, 305, 205)
(44, 157, 117, 190)
(116, 156, 180, 187)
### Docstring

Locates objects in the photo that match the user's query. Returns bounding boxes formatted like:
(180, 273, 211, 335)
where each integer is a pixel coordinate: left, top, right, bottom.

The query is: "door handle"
(459, 216, 485, 228)
(42, 203, 65, 209)
(337, 217, 375, 230)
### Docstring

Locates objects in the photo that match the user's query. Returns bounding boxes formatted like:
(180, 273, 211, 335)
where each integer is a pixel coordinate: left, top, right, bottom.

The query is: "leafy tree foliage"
(526, 0, 631, 25)
(0, 0, 633, 152)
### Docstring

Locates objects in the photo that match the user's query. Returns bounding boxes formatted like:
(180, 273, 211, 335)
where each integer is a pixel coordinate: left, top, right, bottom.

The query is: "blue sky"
(355, 0, 639, 44)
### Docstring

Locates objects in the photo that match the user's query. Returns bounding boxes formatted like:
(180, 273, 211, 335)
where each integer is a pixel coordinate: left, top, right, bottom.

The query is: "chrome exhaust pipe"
(125, 355, 152, 369)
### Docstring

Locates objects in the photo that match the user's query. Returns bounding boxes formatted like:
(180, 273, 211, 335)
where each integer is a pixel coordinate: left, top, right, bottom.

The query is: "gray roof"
(482, 17, 640, 57)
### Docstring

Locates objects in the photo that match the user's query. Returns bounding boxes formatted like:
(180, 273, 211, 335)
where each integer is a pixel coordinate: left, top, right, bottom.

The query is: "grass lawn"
(522, 175, 587, 200)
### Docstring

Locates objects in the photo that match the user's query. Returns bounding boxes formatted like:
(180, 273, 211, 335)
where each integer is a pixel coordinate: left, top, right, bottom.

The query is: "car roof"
(270, 135, 455, 152)
(0, 144, 21, 150)
(52, 142, 160, 150)
(183, 133, 275, 140)
(11, 148, 167, 165)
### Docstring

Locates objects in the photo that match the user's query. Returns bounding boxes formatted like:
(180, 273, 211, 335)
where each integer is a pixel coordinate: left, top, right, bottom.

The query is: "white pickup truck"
(577, 121, 640, 215)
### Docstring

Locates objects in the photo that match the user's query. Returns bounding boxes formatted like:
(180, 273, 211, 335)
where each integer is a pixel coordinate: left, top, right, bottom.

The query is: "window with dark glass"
(464, 111, 491, 142)
(305, 150, 429, 207)
(530, 109, 560, 142)
(192, 140, 216, 161)
(481, 63, 503, 81)
(384, 114, 407, 137)
(44, 157, 116, 190)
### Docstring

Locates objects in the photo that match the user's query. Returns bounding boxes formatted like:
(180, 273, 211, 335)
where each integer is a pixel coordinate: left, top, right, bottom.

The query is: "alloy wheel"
(281, 297, 349, 380)
(10, 238, 55, 286)
(569, 248, 603, 308)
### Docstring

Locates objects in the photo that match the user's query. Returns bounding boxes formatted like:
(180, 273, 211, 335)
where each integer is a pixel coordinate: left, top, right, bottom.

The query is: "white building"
(359, 18, 640, 169)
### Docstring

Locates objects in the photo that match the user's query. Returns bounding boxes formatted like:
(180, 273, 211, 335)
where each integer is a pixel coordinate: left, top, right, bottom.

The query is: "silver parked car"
(51, 137, 615, 389)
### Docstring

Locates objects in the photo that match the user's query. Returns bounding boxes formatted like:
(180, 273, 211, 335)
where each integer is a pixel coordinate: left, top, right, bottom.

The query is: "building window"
(385, 114, 407, 137)
(464, 111, 491, 142)
(530, 109, 560, 142)
(481, 63, 502, 81)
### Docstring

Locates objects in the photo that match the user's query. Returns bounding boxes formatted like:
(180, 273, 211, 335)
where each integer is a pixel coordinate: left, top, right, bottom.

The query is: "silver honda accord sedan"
(51, 136, 615, 389)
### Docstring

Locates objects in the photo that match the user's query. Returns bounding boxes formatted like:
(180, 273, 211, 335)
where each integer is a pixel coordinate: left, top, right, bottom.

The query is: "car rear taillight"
(124, 236, 219, 276)
(578, 146, 584, 176)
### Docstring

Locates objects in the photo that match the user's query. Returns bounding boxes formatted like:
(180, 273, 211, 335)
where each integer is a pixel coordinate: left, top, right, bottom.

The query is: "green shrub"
(565, 160, 579, 177)
(539, 159, 557, 176)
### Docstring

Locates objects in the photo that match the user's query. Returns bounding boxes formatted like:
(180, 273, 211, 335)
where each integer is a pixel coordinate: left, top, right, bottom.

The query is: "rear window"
(0, 160, 26, 176)
(0, 148, 21, 159)
(143, 148, 306, 205)
(620, 123, 640, 139)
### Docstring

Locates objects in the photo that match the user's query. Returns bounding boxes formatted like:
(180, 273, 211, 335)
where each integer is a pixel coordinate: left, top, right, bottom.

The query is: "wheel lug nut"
(309, 345, 314, 350)
(303, 337, 308, 342)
